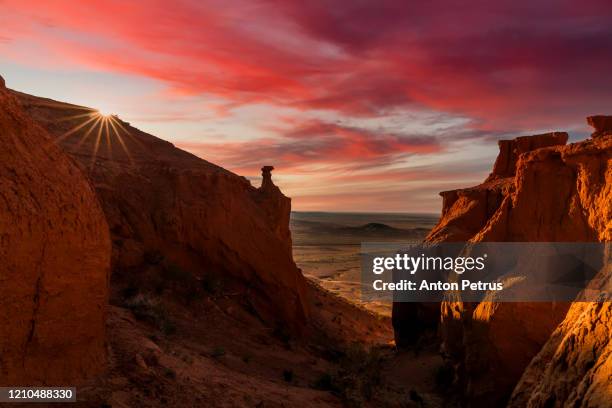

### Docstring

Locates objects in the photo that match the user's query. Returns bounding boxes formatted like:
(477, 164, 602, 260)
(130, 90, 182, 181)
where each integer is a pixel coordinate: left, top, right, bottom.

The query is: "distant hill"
(291, 217, 430, 239)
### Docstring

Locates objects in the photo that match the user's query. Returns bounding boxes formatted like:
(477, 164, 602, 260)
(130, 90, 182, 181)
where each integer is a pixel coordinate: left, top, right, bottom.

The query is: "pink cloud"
(2, 0, 612, 211)
(176, 119, 441, 174)
(3, 0, 611, 130)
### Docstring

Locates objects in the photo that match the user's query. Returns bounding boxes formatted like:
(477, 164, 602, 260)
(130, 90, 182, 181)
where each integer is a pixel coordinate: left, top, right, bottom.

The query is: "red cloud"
(176, 119, 442, 174)
(4, 0, 612, 130)
(3, 0, 612, 211)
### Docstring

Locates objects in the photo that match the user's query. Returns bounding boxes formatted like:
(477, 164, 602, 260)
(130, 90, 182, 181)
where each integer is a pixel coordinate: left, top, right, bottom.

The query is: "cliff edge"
(12, 89, 310, 333)
(393, 122, 611, 406)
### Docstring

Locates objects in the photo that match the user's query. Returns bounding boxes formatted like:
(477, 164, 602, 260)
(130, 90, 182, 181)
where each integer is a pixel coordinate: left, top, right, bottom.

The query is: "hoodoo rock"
(257, 166, 294, 253)
(261, 165, 275, 190)
(12, 90, 310, 333)
(393, 124, 611, 406)
(0, 84, 111, 384)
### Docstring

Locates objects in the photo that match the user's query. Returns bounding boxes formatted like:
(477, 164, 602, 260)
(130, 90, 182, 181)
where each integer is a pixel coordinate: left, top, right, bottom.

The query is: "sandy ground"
(295, 245, 393, 316)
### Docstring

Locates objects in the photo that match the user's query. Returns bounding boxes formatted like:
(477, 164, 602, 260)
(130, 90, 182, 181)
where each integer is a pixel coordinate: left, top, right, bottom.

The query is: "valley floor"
(71, 282, 451, 408)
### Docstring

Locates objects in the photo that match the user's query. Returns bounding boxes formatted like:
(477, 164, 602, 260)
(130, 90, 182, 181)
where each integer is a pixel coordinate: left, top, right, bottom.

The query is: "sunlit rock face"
(509, 299, 612, 407)
(13, 90, 310, 333)
(508, 126, 612, 407)
(0, 84, 111, 385)
(393, 124, 611, 406)
(486, 132, 569, 181)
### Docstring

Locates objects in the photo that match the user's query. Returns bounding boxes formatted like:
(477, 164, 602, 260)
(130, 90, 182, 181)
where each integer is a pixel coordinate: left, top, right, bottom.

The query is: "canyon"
(1, 71, 609, 407)
(0, 77, 398, 406)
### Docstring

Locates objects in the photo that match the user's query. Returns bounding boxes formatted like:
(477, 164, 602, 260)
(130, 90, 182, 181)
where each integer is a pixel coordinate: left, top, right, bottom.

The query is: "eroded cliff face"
(509, 298, 611, 407)
(0, 77, 111, 384)
(12, 90, 309, 333)
(394, 126, 611, 406)
(508, 128, 612, 407)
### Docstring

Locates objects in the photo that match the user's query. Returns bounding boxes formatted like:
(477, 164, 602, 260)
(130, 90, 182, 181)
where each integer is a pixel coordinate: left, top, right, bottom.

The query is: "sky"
(1, 0, 611, 213)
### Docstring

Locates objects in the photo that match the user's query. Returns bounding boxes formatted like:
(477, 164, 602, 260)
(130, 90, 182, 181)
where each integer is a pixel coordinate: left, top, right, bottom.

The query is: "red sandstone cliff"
(394, 124, 611, 406)
(12, 90, 310, 333)
(509, 300, 611, 407)
(0, 77, 111, 385)
(507, 121, 612, 408)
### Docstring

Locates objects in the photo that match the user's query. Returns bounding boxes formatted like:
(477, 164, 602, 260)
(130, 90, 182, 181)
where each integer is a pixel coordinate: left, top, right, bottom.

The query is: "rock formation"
(261, 165, 275, 190)
(509, 299, 611, 407)
(257, 166, 294, 253)
(587, 115, 612, 138)
(12, 90, 310, 333)
(486, 132, 568, 181)
(393, 124, 611, 406)
(0, 82, 111, 384)
(507, 140, 611, 407)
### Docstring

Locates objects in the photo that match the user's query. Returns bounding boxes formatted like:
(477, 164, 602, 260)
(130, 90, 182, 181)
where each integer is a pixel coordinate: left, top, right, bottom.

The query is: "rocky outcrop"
(426, 179, 511, 243)
(486, 132, 568, 181)
(587, 115, 612, 138)
(12, 90, 310, 333)
(509, 299, 611, 407)
(0, 83, 111, 384)
(256, 166, 294, 253)
(425, 132, 569, 244)
(393, 124, 611, 406)
(508, 225, 611, 406)
(397, 133, 570, 349)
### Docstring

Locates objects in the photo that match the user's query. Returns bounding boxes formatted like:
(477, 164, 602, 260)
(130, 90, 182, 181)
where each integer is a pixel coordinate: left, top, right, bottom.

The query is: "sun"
(96, 108, 113, 118)
(46, 103, 138, 168)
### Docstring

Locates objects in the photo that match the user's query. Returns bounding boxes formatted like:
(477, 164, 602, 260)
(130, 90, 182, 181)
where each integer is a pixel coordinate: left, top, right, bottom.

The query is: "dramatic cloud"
(2, 0, 611, 210)
(4, 0, 612, 124)
(177, 119, 442, 174)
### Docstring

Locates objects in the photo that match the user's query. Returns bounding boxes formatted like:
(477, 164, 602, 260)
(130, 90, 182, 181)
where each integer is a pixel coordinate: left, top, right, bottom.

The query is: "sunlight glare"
(96, 108, 113, 118)
(46, 103, 137, 167)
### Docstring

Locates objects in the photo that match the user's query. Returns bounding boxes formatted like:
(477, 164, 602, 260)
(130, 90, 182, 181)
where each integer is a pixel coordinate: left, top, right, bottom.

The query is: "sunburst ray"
(108, 115, 147, 152)
(75, 116, 103, 149)
(35, 101, 138, 168)
(53, 114, 100, 144)
(108, 116, 134, 164)
(90, 116, 106, 170)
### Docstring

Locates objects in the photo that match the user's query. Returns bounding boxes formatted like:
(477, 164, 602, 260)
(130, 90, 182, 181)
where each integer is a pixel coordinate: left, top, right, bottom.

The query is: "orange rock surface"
(0, 78, 111, 385)
(394, 125, 611, 406)
(13, 90, 310, 333)
(509, 299, 611, 407)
